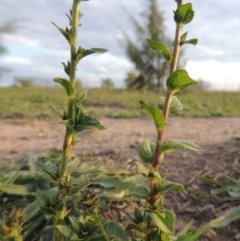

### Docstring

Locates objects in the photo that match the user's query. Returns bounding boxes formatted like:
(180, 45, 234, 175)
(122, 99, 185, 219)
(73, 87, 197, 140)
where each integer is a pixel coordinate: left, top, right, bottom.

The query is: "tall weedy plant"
(51, 0, 107, 178)
(35, 0, 109, 240)
(126, 0, 203, 240)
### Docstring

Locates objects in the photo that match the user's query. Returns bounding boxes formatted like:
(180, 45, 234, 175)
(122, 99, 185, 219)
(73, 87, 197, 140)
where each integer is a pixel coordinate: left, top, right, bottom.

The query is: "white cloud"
(77, 53, 133, 87)
(186, 60, 240, 91)
(2, 56, 32, 65)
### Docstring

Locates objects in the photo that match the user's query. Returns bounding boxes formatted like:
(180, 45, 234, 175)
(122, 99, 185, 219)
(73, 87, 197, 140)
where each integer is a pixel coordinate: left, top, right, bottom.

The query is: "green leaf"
(73, 116, 105, 133)
(182, 38, 198, 46)
(50, 106, 66, 119)
(157, 181, 186, 195)
(68, 181, 89, 196)
(198, 176, 221, 186)
(166, 69, 198, 94)
(93, 178, 134, 189)
(180, 32, 188, 43)
(55, 225, 73, 239)
(129, 185, 150, 200)
(140, 101, 165, 131)
(35, 189, 48, 206)
(177, 220, 206, 241)
(75, 89, 87, 104)
(105, 221, 129, 241)
(160, 141, 202, 153)
(61, 119, 74, 130)
(61, 61, 70, 76)
(136, 162, 149, 177)
(174, 3, 194, 25)
(209, 206, 240, 228)
(176, 219, 193, 237)
(150, 210, 175, 234)
(76, 47, 108, 62)
(0, 183, 29, 195)
(147, 39, 172, 63)
(23, 201, 40, 220)
(52, 22, 73, 45)
(53, 78, 74, 96)
(139, 140, 156, 164)
(68, 216, 79, 232)
(157, 96, 183, 114)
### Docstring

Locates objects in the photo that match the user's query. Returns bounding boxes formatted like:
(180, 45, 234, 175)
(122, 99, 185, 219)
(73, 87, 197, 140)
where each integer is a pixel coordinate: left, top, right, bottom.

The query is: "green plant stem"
(147, 2, 184, 240)
(153, 0, 184, 175)
(61, 128, 73, 176)
(170, 24, 182, 73)
(94, 213, 110, 241)
(61, 0, 80, 177)
(69, 0, 80, 87)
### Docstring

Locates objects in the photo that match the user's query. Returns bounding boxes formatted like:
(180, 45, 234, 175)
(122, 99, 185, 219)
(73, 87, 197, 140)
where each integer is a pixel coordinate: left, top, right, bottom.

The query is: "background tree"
(121, 0, 171, 91)
(101, 78, 115, 89)
(0, 21, 16, 77)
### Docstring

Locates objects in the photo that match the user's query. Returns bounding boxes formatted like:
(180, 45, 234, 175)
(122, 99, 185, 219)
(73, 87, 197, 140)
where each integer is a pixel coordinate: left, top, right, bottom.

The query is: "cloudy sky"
(0, 0, 239, 90)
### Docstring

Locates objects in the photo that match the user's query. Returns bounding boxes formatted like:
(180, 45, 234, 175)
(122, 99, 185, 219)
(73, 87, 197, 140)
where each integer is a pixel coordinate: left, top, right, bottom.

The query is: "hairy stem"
(69, 0, 79, 87)
(61, 0, 80, 176)
(170, 24, 183, 73)
(147, 2, 184, 239)
(153, 0, 184, 175)
(94, 213, 110, 241)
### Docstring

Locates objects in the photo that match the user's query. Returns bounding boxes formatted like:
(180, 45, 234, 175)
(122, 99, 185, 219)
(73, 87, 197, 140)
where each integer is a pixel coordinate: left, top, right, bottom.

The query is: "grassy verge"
(0, 86, 239, 118)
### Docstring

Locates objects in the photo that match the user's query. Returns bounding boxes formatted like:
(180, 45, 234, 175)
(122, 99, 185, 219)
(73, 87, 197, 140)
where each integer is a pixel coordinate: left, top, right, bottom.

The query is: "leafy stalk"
(94, 214, 111, 241)
(69, 1, 79, 87)
(50, 0, 107, 240)
(170, 0, 184, 73)
(61, 0, 80, 177)
(137, 1, 200, 240)
(148, 3, 185, 219)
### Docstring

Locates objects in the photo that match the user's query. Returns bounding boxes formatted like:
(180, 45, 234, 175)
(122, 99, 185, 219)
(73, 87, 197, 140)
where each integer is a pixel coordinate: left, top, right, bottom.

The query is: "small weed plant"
(0, 0, 206, 241)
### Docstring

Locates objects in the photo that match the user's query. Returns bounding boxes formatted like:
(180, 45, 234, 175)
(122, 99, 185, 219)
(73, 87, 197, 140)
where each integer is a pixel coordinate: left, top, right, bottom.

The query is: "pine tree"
(122, 0, 171, 91)
(0, 21, 16, 76)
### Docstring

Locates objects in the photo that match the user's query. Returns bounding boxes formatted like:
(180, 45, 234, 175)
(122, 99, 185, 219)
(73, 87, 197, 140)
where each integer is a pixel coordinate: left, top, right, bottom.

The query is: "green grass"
(0, 86, 239, 118)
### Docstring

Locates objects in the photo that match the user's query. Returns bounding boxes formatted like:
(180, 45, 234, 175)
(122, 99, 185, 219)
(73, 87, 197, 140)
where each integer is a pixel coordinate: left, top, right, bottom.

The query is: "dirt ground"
(0, 117, 240, 240)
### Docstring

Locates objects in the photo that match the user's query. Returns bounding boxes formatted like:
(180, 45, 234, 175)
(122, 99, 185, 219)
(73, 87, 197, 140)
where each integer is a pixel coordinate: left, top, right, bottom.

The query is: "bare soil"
(0, 117, 240, 240)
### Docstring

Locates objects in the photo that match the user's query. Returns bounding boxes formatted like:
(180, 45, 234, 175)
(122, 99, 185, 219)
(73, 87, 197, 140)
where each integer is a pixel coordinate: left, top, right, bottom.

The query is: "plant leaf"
(147, 39, 172, 63)
(182, 38, 198, 46)
(174, 3, 194, 25)
(209, 206, 240, 228)
(129, 185, 150, 200)
(166, 69, 198, 94)
(53, 78, 74, 96)
(76, 47, 108, 62)
(177, 220, 206, 241)
(93, 178, 134, 189)
(149, 210, 175, 234)
(55, 225, 73, 239)
(73, 116, 105, 133)
(140, 101, 165, 131)
(160, 141, 202, 153)
(157, 181, 186, 195)
(136, 162, 149, 177)
(139, 140, 156, 164)
(0, 183, 29, 195)
(105, 221, 129, 241)
(50, 106, 66, 119)
(61, 61, 70, 76)
(61, 119, 74, 130)
(157, 96, 183, 114)
(23, 201, 40, 220)
(75, 89, 87, 104)
(52, 22, 73, 45)
(180, 32, 188, 43)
